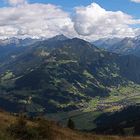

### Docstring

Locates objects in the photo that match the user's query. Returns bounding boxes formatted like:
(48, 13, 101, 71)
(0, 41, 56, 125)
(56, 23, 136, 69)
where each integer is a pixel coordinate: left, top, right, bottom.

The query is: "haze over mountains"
(93, 35, 140, 56)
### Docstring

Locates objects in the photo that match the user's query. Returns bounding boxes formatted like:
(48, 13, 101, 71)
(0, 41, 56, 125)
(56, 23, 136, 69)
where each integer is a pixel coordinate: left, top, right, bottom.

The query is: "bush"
(67, 118, 75, 129)
(36, 118, 53, 140)
(7, 116, 54, 140)
(7, 116, 39, 140)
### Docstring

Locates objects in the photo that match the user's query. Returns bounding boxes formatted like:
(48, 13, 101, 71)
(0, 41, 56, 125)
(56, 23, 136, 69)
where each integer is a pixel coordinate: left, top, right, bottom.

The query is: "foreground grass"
(0, 110, 140, 140)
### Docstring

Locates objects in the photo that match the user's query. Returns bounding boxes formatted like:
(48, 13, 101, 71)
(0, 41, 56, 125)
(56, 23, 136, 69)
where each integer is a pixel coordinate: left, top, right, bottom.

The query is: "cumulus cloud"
(131, 0, 140, 3)
(0, 3, 75, 39)
(0, 2, 140, 40)
(72, 3, 140, 40)
(7, 0, 28, 6)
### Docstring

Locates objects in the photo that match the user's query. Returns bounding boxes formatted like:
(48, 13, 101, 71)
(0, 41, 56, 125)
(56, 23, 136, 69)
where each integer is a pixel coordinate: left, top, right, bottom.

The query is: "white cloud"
(0, 3, 75, 39)
(7, 0, 28, 6)
(0, 2, 140, 40)
(72, 3, 140, 40)
(131, 0, 140, 3)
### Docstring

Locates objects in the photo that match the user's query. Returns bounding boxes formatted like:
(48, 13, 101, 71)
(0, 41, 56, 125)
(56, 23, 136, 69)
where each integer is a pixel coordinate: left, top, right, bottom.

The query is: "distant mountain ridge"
(93, 36, 140, 56)
(93, 37, 122, 50)
(0, 34, 68, 48)
(0, 37, 40, 47)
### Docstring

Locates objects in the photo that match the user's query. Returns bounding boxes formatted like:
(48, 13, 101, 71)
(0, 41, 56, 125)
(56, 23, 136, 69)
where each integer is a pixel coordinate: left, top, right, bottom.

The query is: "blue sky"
(1, 0, 140, 18)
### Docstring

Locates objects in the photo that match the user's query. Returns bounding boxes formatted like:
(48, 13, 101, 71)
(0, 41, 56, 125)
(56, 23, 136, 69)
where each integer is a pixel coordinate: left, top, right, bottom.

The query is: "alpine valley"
(1, 35, 140, 134)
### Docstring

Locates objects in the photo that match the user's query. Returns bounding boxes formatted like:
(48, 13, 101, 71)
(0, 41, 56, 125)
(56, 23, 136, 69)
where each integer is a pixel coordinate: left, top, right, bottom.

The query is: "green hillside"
(1, 37, 140, 131)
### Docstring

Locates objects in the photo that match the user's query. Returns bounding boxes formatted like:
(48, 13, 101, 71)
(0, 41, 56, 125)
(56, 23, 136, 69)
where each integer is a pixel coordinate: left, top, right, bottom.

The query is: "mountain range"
(93, 36, 140, 56)
(1, 35, 140, 131)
